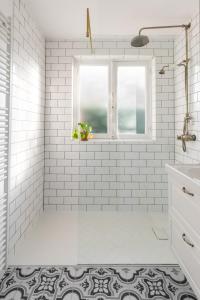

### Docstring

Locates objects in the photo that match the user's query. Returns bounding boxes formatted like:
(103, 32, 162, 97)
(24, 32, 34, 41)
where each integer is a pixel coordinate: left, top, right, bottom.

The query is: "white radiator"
(0, 11, 10, 271)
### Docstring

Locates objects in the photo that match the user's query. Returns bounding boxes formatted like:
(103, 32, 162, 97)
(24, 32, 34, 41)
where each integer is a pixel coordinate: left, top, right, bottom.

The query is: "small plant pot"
(80, 131, 89, 141)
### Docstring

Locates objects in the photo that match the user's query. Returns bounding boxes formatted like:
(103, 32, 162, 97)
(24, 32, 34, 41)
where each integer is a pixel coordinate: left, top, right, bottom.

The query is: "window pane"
(79, 65, 108, 133)
(117, 65, 146, 134)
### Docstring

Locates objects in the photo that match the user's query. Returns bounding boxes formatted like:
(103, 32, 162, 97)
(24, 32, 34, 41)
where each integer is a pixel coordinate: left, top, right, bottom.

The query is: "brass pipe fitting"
(177, 134, 196, 142)
(177, 133, 196, 152)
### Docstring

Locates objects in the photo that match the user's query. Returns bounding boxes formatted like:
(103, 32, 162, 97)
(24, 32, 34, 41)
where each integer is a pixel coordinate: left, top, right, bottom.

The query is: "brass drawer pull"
(182, 233, 194, 248)
(182, 186, 194, 197)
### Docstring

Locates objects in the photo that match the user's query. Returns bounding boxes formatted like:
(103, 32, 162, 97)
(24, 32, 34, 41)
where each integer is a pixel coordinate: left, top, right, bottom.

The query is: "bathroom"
(0, 0, 200, 299)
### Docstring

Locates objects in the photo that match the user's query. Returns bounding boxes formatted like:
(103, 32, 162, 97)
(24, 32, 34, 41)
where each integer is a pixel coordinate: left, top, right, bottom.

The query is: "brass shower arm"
(177, 61, 187, 67)
(138, 24, 190, 35)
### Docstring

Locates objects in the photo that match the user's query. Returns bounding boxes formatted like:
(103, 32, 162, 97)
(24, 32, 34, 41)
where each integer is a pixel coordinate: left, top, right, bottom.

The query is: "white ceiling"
(0, 0, 12, 17)
(25, 0, 200, 39)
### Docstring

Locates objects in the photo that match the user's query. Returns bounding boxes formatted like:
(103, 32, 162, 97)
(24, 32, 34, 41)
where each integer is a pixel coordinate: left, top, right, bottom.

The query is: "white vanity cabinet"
(166, 164, 200, 300)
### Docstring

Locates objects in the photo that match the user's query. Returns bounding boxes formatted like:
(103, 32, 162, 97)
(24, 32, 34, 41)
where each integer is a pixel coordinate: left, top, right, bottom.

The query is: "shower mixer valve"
(177, 114, 196, 152)
(177, 134, 196, 142)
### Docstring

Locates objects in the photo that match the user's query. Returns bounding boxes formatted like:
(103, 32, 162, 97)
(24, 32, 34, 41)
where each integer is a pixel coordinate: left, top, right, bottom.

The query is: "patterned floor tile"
(0, 265, 197, 300)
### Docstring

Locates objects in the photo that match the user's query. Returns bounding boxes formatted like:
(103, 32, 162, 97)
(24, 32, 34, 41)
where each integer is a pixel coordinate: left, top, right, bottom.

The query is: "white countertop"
(166, 164, 200, 187)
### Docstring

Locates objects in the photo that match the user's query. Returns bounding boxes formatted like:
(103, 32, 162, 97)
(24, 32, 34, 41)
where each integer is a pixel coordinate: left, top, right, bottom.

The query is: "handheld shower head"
(159, 65, 169, 75)
(131, 35, 149, 47)
(159, 68, 165, 75)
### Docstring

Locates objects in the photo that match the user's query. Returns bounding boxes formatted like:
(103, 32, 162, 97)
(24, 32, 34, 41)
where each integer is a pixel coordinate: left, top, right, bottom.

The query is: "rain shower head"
(131, 24, 190, 48)
(131, 35, 149, 47)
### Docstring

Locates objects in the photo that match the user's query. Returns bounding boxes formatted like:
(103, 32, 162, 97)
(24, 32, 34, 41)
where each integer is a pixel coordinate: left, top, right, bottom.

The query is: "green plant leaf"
(72, 128, 79, 139)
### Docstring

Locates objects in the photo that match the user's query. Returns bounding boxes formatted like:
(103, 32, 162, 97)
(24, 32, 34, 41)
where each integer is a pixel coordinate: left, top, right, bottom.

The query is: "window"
(79, 64, 109, 134)
(73, 58, 152, 139)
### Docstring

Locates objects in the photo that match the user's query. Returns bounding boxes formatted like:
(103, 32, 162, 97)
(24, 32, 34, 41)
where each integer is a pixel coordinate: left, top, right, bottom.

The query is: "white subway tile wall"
(5, 0, 200, 263)
(45, 39, 175, 212)
(8, 0, 45, 255)
(175, 13, 200, 163)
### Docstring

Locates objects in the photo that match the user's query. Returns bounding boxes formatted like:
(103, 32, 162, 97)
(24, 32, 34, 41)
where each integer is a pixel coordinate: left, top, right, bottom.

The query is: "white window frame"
(73, 57, 152, 140)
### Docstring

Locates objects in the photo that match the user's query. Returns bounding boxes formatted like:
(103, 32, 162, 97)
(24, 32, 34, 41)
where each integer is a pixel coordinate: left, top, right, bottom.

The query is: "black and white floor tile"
(0, 265, 197, 299)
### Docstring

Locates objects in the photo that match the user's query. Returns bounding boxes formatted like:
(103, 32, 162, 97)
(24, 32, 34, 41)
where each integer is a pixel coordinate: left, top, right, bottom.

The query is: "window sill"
(69, 138, 156, 144)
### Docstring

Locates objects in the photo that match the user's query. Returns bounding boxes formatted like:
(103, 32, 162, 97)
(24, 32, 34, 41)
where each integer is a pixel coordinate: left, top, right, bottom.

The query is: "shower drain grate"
(152, 226, 168, 240)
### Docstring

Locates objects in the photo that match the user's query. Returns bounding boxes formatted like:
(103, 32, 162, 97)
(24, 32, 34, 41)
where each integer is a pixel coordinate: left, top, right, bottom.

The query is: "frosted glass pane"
(79, 65, 108, 133)
(117, 66, 146, 134)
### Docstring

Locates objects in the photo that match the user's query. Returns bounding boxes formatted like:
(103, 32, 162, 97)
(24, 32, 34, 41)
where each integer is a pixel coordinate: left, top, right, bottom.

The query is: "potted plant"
(72, 122, 93, 141)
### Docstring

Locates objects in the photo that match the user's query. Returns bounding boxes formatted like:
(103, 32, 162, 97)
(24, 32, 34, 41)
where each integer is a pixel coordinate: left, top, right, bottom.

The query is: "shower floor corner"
(8, 211, 177, 265)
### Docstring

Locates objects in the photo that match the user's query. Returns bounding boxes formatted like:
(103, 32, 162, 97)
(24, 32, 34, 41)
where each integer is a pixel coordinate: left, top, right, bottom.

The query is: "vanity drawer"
(171, 183, 200, 237)
(171, 218, 200, 295)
